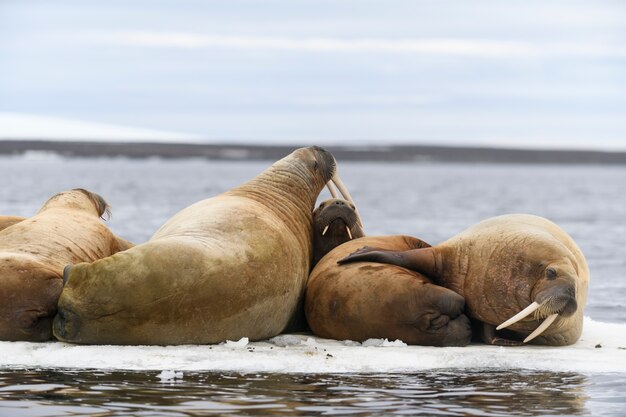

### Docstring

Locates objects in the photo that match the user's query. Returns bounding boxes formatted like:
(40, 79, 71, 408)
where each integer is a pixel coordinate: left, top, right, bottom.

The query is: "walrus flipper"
(114, 236, 135, 252)
(338, 246, 440, 277)
(479, 321, 523, 346)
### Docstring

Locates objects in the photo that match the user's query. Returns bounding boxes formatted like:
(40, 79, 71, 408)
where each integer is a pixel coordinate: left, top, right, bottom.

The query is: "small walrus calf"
(340, 214, 588, 346)
(312, 198, 365, 265)
(0, 189, 133, 341)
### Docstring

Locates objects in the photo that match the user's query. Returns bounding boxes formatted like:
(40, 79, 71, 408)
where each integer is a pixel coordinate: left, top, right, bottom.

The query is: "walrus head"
(496, 257, 580, 343)
(0, 255, 62, 341)
(312, 198, 365, 265)
(39, 188, 111, 219)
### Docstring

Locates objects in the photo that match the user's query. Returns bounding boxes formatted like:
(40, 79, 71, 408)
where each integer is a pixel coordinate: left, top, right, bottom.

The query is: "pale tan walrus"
(55, 146, 358, 345)
(0, 216, 25, 232)
(339, 214, 588, 346)
(0, 189, 133, 341)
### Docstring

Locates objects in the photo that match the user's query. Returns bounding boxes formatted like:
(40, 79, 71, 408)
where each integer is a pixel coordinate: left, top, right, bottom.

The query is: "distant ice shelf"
(2, 112, 626, 151)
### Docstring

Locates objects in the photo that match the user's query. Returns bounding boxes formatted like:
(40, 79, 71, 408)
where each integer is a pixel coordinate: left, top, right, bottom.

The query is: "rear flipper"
(475, 320, 523, 346)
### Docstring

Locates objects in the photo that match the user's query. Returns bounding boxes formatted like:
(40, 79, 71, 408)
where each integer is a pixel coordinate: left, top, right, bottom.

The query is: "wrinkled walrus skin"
(54, 146, 351, 345)
(306, 235, 472, 347)
(339, 214, 588, 346)
(0, 189, 133, 341)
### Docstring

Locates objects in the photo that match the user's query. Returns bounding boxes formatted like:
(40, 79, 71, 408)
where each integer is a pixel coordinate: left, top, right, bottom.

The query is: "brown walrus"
(306, 235, 472, 346)
(312, 198, 365, 265)
(0, 216, 25, 232)
(339, 214, 588, 346)
(55, 146, 359, 345)
(0, 189, 133, 341)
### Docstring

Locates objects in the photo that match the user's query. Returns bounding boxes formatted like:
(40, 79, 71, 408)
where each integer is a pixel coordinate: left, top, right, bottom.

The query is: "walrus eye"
(312, 161, 319, 170)
(546, 268, 557, 280)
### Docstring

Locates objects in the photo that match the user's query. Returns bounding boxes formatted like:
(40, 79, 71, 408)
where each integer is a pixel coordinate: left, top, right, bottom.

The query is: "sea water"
(0, 153, 625, 416)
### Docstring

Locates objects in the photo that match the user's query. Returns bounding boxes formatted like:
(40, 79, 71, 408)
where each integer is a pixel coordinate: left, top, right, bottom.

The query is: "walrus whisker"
(331, 175, 363, 227)
(496, 301, 541, 330)
(523, 313, 558, 343)
(326, 181, 339, 199)
(322, 225, 329, 236)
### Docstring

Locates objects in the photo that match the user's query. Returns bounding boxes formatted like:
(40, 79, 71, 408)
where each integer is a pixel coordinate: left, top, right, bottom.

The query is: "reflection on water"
(0, 369, 609, 416)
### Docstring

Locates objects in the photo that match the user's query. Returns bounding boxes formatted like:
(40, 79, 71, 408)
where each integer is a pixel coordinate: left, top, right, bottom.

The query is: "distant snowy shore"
(2, 112, 626, 163)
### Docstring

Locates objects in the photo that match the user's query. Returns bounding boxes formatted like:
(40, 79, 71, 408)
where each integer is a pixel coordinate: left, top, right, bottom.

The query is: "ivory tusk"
(331, 174, 363, 227)
(322, 225, 329, 236)
(523, 313, 558, 343)
(346, 226, 353, 240)
(326, 181, 339, 199)
(496, 301, 541, 330)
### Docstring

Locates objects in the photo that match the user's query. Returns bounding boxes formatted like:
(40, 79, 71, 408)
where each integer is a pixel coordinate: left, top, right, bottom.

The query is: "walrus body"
(0, 216, 25, 232)
(312, 198, 365, 266)
(307, 235, 471, 346)
(0, 189, 132, 341)
(340, 214, 588, 346)
(55, 146, 357, 345)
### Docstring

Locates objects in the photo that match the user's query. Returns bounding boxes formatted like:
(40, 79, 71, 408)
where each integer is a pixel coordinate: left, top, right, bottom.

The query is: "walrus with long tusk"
(55, 146, 358, 345)
(312, 198, 365, 266)
(339, 214, 588, 346)
(0, 189, 133, 342)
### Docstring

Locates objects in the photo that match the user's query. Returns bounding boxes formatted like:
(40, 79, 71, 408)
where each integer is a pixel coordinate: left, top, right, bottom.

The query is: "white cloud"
(92, 31, 626, 59)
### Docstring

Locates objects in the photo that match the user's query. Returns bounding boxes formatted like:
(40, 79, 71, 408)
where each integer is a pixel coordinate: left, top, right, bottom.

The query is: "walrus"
(0, 216, 25, 232)
(312, 198, 365, 265)
(306, 235, 472, 346)
(339, 214, 588, 346)
(0, 189, 133, 341)
(55, 146, 358, 345)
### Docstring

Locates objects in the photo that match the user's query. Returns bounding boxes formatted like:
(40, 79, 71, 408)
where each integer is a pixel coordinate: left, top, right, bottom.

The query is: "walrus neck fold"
(232, 163, 325, 226)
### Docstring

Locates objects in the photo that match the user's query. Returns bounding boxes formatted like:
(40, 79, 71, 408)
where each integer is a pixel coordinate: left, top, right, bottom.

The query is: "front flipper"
(114, 235, 135, 252)
(338, 246, 440, 278)
(480, 322, 523, 346)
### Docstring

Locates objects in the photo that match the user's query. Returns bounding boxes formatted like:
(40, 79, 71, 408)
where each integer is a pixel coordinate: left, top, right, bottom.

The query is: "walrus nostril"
(334, 200, 346, 206)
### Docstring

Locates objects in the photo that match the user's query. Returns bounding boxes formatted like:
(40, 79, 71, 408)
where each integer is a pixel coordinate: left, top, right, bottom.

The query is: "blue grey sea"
(0, 153, 625, 416)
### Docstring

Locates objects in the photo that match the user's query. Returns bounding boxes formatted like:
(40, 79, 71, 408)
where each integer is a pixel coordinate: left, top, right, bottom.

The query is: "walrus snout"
(536, 284, 577, 318)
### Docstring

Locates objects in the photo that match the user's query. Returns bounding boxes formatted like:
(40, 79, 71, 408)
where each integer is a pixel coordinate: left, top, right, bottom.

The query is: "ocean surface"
(1, 152, 625, 416)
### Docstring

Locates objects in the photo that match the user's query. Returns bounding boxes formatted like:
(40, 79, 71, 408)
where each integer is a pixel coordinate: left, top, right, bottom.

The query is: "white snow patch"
(222, 337, 249, 348)
(362, 338, 408, 347)
(157, 370, 184, 382)
(0, 317, 624, 374)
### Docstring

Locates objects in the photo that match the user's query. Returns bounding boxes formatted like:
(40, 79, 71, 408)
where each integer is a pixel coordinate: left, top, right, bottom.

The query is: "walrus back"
(55, 195, 311, 345)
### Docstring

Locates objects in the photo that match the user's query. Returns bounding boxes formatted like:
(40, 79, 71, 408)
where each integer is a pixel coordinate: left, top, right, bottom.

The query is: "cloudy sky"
(1, 0, 625, 148)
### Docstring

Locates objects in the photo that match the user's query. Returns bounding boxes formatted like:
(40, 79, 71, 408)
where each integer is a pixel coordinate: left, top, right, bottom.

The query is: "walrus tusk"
(524, 313, 558, 343)
(346, 226, 353, 240)
(326, 181, 339, 199)
(322, 225, 329, 235)
(496, 301, 541, 330)
(331, 174, 363, 227)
